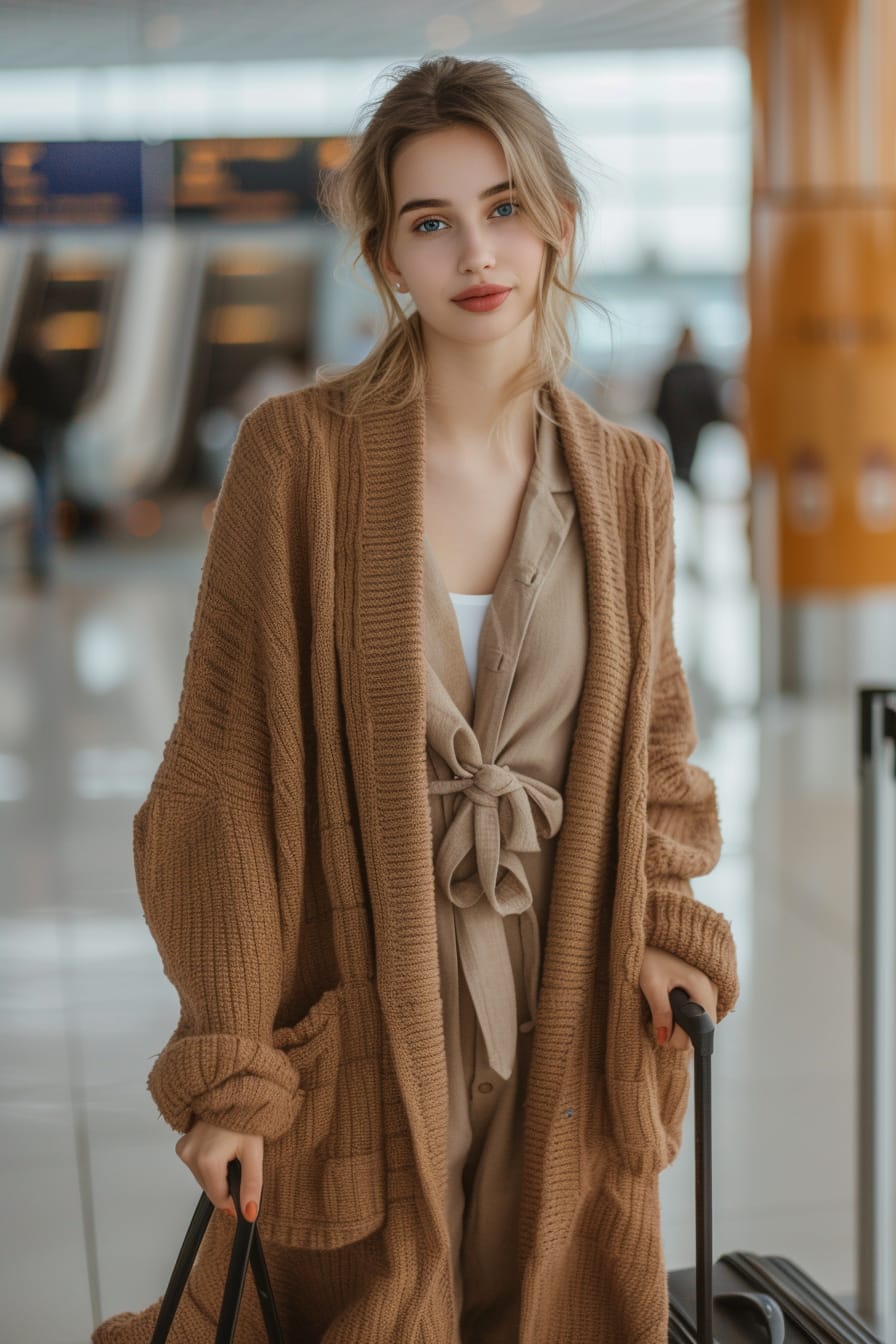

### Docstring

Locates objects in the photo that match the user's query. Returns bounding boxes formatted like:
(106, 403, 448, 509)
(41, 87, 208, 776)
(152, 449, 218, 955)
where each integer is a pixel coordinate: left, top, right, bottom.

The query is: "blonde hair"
(315, 54, 610, 450)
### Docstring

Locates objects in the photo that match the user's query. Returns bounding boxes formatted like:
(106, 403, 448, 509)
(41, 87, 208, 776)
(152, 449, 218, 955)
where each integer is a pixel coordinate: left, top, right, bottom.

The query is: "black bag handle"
(149, 1157, 284, 1344)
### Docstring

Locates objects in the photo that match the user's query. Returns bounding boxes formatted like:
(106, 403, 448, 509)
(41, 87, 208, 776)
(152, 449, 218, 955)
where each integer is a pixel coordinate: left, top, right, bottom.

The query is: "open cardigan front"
(93, 374, 738, 1344)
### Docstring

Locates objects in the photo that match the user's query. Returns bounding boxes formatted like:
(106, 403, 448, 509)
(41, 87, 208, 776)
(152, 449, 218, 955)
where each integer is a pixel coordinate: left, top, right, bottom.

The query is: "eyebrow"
(397, 180, 512, 219)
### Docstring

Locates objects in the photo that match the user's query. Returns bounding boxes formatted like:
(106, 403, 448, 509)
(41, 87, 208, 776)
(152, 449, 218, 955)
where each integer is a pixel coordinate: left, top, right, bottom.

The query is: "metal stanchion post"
(857, 687, 896, 1340)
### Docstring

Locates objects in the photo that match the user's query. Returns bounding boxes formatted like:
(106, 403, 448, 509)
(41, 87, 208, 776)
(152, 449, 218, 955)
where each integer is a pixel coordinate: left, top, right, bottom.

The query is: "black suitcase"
(665, 988, 883, 1343)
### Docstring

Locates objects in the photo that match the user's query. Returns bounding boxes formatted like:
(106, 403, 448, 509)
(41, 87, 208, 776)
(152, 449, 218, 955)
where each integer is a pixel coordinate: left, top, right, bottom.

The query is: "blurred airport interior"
(1, 2, 895, 1342)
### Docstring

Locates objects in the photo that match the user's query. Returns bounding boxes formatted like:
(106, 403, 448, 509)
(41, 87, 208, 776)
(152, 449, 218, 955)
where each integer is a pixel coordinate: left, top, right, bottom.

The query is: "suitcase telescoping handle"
(669, 988, 786, 1344)
(670, 987, 715, 1343)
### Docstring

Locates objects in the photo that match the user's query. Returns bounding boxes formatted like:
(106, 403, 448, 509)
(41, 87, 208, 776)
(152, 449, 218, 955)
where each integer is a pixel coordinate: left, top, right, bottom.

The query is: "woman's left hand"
(639, 945, 718, 1050)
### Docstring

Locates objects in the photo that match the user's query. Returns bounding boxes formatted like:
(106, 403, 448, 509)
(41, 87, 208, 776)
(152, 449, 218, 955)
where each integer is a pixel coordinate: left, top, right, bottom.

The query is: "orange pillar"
(745, 0, 896, 690)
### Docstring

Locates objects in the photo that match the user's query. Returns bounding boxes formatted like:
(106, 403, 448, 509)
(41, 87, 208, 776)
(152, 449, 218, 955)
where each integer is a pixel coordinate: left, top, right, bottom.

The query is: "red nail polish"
(245, 1201, 258, 1222)
(657, 1026, 668, 1045)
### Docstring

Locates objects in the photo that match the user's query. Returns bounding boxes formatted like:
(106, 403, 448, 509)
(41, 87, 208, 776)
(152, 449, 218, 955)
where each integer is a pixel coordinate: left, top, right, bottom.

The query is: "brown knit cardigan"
(93, 374, 738, 1344)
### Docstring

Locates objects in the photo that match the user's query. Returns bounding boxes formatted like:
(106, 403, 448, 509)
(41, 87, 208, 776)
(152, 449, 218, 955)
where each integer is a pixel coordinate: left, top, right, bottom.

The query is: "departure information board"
(0, 136, 350, 226)
(0, 141, 143, 225)
(170, 137, 327, 221)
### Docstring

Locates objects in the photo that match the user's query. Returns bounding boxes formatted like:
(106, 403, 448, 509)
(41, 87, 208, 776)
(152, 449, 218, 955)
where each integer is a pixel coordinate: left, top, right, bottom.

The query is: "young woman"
(94, 55, 738, 1344)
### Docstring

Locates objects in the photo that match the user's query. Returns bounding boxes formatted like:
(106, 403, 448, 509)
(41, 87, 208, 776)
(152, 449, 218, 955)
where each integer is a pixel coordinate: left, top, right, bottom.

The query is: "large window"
(529, 49, 750, 274)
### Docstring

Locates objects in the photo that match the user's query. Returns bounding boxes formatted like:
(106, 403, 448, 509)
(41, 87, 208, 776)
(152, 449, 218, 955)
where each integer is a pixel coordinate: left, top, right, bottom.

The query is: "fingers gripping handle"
(218, 1159, 283, 1344)
(669, 985, 715, 1056)
(149, 1158, 284, 1344)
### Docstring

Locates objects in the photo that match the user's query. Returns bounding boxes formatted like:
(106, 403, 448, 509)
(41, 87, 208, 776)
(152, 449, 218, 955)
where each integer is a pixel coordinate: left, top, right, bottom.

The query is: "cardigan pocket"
(606, 983, 693, 1175)
(260, 977, 387, 1250)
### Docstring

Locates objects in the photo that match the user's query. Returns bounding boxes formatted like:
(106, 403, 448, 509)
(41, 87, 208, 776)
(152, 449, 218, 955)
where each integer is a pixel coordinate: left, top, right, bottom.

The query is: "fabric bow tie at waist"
(428, 761, 563, 1079)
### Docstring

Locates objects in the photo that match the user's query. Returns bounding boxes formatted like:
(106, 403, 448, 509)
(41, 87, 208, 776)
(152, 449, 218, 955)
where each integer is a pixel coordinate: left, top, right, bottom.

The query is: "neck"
(423, 340, 539, 467)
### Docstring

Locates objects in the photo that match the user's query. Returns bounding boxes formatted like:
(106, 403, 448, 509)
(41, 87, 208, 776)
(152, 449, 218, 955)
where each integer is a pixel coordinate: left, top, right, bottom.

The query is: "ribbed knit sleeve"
(641, 444, 740, 1023)
(135, 402, 305, 1139)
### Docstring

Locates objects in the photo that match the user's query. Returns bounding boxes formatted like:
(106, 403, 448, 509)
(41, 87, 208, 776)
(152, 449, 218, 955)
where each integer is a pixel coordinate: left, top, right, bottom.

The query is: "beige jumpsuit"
(422, 392, 590, 1343)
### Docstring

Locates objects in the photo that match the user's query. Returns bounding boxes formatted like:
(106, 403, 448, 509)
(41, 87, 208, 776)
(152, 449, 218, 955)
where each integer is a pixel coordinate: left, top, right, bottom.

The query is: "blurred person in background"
(0, 312, 78, 587)
(196, 338, 314, 488)
(230, 336, 314, 422)
(652, 322, 725, 489)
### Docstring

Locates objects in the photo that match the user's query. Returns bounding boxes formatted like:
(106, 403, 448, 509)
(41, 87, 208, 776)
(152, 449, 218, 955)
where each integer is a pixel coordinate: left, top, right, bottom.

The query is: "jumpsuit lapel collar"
(421, 391, 576, 755)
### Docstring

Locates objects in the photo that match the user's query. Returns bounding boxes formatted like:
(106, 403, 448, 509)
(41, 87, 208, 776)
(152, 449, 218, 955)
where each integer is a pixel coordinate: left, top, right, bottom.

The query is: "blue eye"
(412, 199, 520, 233)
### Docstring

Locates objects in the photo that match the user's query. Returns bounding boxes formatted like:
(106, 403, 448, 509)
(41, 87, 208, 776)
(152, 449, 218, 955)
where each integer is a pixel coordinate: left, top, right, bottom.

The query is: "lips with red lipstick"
(451, 284, 512, 312)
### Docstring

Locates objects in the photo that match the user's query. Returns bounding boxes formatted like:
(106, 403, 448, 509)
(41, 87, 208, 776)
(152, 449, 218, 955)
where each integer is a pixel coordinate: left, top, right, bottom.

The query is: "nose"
(457, 220, 497, 277)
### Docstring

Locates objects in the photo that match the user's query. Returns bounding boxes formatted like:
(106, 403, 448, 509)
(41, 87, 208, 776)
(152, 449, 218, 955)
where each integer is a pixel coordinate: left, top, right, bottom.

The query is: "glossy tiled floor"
(0, 465, 882, 1342)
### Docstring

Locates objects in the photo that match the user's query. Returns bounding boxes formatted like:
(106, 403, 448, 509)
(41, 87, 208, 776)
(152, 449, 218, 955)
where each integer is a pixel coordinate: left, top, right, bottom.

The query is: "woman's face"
(383, 124, 552, 349)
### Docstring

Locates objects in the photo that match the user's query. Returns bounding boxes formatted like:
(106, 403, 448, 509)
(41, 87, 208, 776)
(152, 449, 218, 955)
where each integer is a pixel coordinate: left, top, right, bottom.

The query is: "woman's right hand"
(174, 1120, 264, 1221)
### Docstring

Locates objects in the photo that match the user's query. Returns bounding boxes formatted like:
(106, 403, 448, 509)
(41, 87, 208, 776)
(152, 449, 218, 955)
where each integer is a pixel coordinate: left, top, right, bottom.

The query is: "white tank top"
(449, 591, 492, 692)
